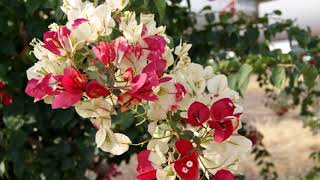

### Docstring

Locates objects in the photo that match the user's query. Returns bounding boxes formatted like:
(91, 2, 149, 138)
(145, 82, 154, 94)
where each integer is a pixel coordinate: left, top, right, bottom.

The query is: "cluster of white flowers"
(25, 0, 252, 179)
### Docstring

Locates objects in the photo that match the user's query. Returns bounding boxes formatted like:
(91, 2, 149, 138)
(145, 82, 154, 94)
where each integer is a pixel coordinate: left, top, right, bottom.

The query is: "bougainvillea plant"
(25, 0, 252, 179)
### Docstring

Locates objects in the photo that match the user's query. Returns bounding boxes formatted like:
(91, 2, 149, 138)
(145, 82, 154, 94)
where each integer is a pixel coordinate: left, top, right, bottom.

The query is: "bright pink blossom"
(85, 80, 110, 98)
(72, 18, 89, 29)
(136, 150, 156, 180)
(25, 74, 59, 102)
(126, 44, 142, 59)
(51, 67, 87, 109)
(142, 59, 167, 77)
(211, 169, 235, 180)
(93, 42, 116, 65)
(144, 35, 166, 62)
(43, 26, 71, 56)
(174, 152, 199, 180)
(175, 83, 187, 102)
(129, 72, 159, 101)
(114, 37, 129, 61)
(182, 101, 210, 127)
(123, 67, 135, 82)
(129, 64, 161, 101)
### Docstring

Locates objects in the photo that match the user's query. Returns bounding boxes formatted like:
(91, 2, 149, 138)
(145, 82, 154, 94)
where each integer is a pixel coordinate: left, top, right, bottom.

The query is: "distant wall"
(259, 0, 320, 39)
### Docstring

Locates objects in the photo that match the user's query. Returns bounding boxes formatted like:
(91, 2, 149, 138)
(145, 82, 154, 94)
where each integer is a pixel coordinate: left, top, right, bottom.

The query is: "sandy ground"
(239, 77, 320, 180)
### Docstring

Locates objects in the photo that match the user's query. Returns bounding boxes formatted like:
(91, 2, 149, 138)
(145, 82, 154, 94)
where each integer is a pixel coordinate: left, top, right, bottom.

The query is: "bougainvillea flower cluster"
(25, 0, 252, 179)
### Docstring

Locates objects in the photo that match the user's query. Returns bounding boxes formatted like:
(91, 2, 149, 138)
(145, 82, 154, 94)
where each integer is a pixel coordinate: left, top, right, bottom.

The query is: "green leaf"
(226, 24, 238, 35)
(25, 0, 41, 15)
(273, 10, 282, 16)
(246, 27, 259, 43)
(205, 12, 215, 23)
(3, 115, 35, 130)
(154, 0, 166, 22)
(271, 67, 286, 89)
(228, 64, 252, 96)
(112, 111, 134, 130)
(303, 67, 318, 88)
(51, 110, 75, 129)
(237, 64, 253, 95)
(228, 74, 238, 91)
(180, 130, 194, 140)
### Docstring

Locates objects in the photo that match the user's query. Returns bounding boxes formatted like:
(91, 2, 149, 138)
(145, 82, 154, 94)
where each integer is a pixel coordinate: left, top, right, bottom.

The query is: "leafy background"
(0, 0, 319, 179)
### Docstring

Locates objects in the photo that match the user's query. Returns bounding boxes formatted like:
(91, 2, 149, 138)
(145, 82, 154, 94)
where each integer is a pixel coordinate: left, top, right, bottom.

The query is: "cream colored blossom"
(105, 0, 129, 12)
(156, 164, 176, 180)
(200, 135, 252, 176)
(96, 127, 131, 155)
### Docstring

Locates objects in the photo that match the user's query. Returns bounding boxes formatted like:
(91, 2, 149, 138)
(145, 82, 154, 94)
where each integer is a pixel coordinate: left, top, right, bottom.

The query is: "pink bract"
(42, 26, 71, 56)
(25, 74, 59, 102)
(136, 150, 156, 180)
(72, 18, 89, 29)
(52, 67, 87, 109)
(93, 42, 116, 65)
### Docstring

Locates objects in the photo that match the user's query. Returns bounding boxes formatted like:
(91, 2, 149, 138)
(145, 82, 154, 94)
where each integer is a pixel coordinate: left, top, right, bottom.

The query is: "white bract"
(200, 135, 252, 175)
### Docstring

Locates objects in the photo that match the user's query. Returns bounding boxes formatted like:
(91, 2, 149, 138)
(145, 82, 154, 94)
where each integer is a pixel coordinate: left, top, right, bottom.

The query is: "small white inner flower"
(182, 167, 189, 173)
(186, 160, 193, 167)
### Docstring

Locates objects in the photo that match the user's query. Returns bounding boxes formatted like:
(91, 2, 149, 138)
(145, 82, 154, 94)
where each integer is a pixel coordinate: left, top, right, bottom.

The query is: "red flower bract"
(182, 101, 210, 126)
(174, 152, 199, 180)
(144, 35, 166, 62)
(142, 59, 167, 77)
(0, 81, 6, 89)
(93, 42, 116, 65)
(129, 67, 160, 101)
(85, 80, 110, 98)
(175, 83, 187, 102)
(310, 59, 317, 65)
(175, 138, 193, 156)
(211, 169, 235, 180)
(72, 18, 89, 29)
(208, 118, 235, 142)
(25, 74, 59, 102)
(60, 67, 87, 92)
(2, 93, 13, 106)
(43, 26, 71, 56)
(136, 150, 156, 180)
(51, 67, 87, 109)
(0, 91, 13, 106)
(210, 98, 236, 121)
(123, 67, 135, 82)
(209, 98, 241, 142)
